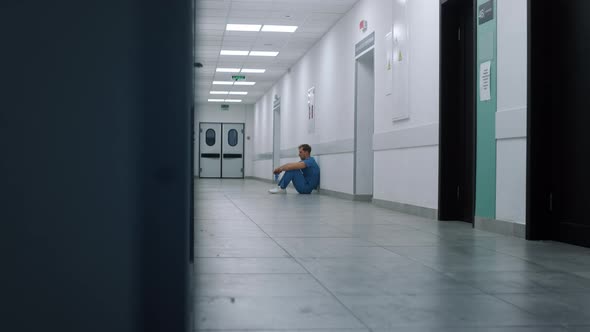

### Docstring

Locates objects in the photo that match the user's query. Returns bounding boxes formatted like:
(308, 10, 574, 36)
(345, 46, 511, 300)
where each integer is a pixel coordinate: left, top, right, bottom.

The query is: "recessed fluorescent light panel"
(216, 68, 241, 73)
(225, 99, 242, 103)
(226, 24, 261, 32)
(212, 81, 235, 85)
(241, 68, 266, 73)
(220, 50, 249, 56)
(229, 91, 248, 95)
(208, 99, 225, 102)
(249, 51, 279, 57)
(261, 25, 298, 32)
(210, 91, 229, 95)
(234, 81, 256, 86)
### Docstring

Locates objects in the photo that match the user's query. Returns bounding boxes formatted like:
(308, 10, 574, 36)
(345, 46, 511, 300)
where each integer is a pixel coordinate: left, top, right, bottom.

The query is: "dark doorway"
(439, 0, 476, 223)
(528, 0, 590, 247)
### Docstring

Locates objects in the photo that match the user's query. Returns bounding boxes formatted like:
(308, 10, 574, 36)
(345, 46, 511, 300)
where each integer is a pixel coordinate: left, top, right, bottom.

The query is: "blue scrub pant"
(278, 170, 314, 194)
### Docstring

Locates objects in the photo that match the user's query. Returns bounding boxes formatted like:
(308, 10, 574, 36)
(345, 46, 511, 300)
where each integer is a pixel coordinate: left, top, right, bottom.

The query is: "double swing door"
(199, 123, 244, 178)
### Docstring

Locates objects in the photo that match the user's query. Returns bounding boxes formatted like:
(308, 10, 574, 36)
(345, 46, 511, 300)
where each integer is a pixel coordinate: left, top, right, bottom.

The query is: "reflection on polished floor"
(194, 179, 590, 332)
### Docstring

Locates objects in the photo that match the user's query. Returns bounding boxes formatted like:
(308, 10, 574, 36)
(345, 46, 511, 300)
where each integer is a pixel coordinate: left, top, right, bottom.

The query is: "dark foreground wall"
(0, 1, 193, 331)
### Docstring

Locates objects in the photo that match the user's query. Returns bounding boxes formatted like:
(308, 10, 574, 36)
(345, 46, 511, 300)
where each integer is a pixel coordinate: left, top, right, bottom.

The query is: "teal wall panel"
(476, 0, 497, 218)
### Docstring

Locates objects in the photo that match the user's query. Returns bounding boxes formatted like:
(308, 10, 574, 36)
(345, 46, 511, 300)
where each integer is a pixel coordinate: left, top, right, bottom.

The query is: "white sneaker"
(268, 187, 287, 194)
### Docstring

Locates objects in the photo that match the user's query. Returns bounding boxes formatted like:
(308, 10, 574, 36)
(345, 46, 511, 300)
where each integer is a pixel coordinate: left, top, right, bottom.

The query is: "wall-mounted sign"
(478, 0, 494, 25)
(220, 104, 230, 111)
(479, 61, 492, 101)
(359, 19, 368, 32)
(232, 75, 246, 81)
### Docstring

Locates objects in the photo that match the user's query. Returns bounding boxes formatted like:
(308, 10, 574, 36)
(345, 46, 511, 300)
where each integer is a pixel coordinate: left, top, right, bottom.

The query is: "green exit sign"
(232, 75, 246, 81)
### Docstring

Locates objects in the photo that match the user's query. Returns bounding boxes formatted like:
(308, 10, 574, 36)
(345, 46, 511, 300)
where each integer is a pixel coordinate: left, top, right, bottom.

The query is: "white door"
(199, 123, 222, 178)
(221, 123, 244, 178)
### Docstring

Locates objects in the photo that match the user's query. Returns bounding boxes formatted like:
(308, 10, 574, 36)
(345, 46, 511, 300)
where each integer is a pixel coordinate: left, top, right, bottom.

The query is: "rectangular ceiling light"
(226, 24, 261, 32)
(220, 50, 249, 56)
(234, 81, 256, 86)
(249, 51, 279, 57)
(210, 91, 229, 95)
(216, 68, 241, 73)
(261, 25, 298, 33)
(212, 81, 234, 85)
(241, 68, 266, 73)
(208, 99, 225, 102)
(229, 91, 248, 95)
(225, 99, 242, 103)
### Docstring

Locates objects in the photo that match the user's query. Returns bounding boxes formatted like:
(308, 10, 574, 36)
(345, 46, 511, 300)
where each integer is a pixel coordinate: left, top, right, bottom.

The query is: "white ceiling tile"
(194, 0, 360, 103)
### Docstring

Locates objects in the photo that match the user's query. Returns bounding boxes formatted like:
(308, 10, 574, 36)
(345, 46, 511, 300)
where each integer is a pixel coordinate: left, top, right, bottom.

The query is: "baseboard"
(246, 176, 275, 185)
(474, 217, 526, 238)
(372, 199, 438, 220)
(247, 177, 371, 200)
(318, 188, 372, 201)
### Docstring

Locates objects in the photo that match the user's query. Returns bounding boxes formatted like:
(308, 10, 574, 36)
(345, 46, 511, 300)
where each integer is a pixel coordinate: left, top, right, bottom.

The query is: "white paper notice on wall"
(307, 87, 315, 134)
(385, 30, 393, 96)
(479, 61, 491, 101)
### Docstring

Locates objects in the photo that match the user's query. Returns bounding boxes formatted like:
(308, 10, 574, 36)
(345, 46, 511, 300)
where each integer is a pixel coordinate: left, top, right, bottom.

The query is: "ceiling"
(194, 0, 360, 105)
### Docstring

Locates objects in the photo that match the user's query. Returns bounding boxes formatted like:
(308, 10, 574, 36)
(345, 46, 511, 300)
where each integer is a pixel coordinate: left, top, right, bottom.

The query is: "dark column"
(0, 1, 193, 331)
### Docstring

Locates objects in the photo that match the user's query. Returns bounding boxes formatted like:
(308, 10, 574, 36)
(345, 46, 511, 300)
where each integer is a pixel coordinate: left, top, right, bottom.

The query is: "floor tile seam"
(194, 329, 371, 332)
(326, 223, 430, 235)
(364, 238, 474, 277)
(226, 193, 380, 330)
(224, 195, 373, 331)
(196, 273, 311, 275)
(469, 244, 590, 277)
(195, 256, 293, 258)
(278, 255, 374, 331)
(483, 291, 576, 323)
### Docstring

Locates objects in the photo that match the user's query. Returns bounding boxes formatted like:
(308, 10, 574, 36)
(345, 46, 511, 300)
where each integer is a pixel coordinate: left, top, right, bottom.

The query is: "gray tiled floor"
(194, 179, 590, 331)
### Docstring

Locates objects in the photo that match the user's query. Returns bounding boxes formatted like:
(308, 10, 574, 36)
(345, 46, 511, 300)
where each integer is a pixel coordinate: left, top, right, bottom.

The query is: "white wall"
(254, 0, 440, 204)
(496, 0, 527, 224)
(372, 0, 439, 208)
(194, 103, 254, 176)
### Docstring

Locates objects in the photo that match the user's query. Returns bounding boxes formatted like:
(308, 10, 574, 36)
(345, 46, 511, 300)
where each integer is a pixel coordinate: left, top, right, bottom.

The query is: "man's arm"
(273, 161, 306, 174)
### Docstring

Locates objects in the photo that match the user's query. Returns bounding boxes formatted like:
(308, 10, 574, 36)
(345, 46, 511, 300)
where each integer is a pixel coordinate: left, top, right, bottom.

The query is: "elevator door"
(550, 1, 590, 246)
(199, 123, 221, 178)
(221, 123, 244, 178)
(439, 0, 475, 223)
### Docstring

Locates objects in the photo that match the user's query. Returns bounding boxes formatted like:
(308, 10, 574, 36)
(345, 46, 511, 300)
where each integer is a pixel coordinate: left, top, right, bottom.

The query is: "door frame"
(272, 96, 281, 172)
(438, 0, 477, 223)
(198, 122, 245, 179)
(526, 0, 590, 246)
(353, 44, 375, 198)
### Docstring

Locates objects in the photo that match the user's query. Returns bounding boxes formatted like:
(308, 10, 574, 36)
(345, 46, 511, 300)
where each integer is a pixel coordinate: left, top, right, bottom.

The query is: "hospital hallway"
(193, 179, 590, 331)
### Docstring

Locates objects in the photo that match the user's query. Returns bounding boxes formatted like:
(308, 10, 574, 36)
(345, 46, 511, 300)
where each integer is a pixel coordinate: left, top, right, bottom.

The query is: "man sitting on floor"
(268, 144, 320, 194)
